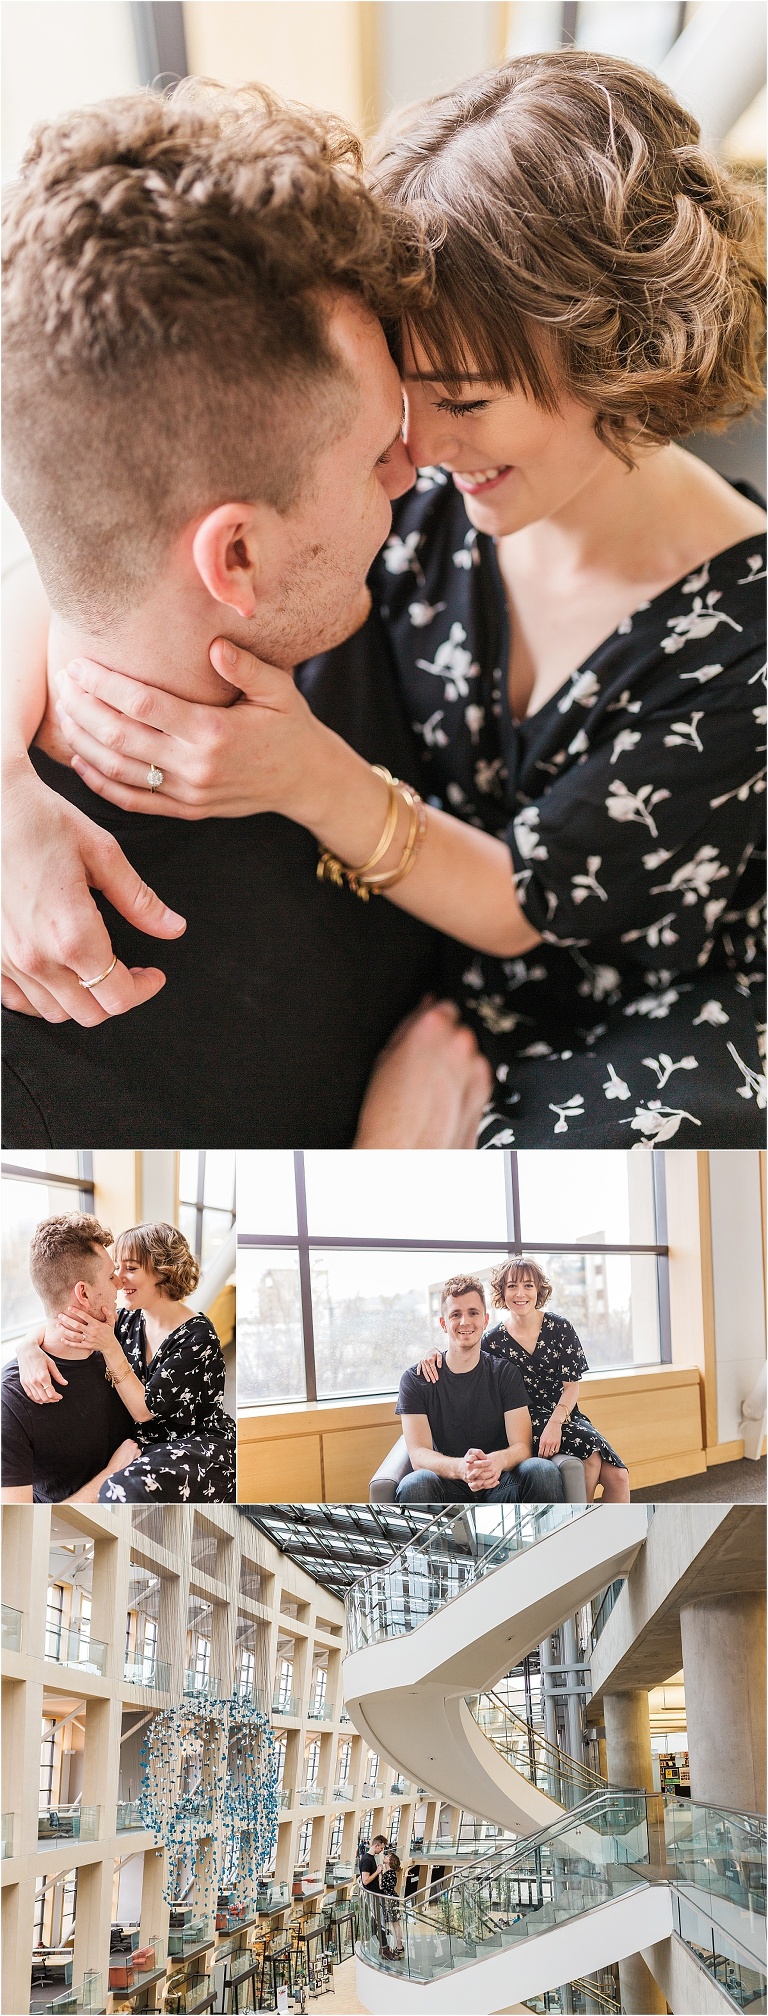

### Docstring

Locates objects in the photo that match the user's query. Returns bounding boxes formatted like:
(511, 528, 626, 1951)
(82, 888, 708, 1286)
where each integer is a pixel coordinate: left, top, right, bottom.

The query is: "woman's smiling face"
(401, 332, 620, 539)
(117, 1252, 158, 1306)
(504, 1271, 539, 1316)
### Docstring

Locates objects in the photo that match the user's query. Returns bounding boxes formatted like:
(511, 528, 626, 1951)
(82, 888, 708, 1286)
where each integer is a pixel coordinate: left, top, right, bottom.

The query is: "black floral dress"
(363, 475, 766, 1147)
(98, 1308, 235, 1503)
(483, 1313, 626, 1469)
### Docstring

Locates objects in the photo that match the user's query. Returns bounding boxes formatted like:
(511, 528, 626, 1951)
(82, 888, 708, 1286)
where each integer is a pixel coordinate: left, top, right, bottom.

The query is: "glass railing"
(272, 1692, 300, 1717)
(38, 1806, 99, 1842)
(672, 1887, 767, 2011)
(339, 1706, 352, 1724)
(1, 1812, 14, 1859)
(419, 1833, 509, 1860)
(279, 1786, 293, 1809)
(1, 1604, 22, 1653)
(167, 1915, 213, 1958)
(255, 1881, 290, 1912)
(123, 1655, 170, 1691)
(333, 1780, 354, 1801)
(390, 1776, 410, 1795)
(345, 1503, 595, 1653)
(307, 1701, 334, 1721)
(37, 1973, 103, 2015)
(589, 1580, 626, 1652)
(44, 1627, 107, 1676)
(183, 1670, 219, 1699)
(362, 1783, 383, 1802)
(357, 1790, 651, 1983)
(116, 1802, 146, 1831)
(325, 1861, 356, 1884)
(299, 1786, 325, 1807)
(523, 1969, 621, 2013)
(664, 1797, 766, 1929)
(233, 1681, 265, 1707)
(468, 1693, 607, 1809)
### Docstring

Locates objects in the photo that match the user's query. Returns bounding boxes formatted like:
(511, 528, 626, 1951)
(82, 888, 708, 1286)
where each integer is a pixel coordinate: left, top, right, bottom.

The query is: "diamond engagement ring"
(147, 765, 164, 792)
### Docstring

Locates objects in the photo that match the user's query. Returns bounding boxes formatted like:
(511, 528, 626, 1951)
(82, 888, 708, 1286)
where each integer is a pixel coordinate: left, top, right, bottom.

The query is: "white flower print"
(568, 729, 590, 757)
(663, 712, 704, 752)
(680, 662, 723, 686)
(710, 769, 766, 809)
(571, 856, 608, 904)
(611, 728, 642, 763)
(621, 912, 679, 949)
(476, 997, 526, 1034)
(738, 553, 767, 586)
(415, 465, 449, 492)
(660, 591, 742, 654)
(382, 530, 424, 578)
(576, 963, 622, 1002)
(462, 960, 485, 991)
(475, 756, 506, 795)
(517, 1041, 557, 1058)
(496, 1062, 509, 1082)
(693, 999, 729, 1027)
(413, 709, 449, 749)
(606, 779, 671, 837)
(681, 561, 711, 594)
(642, 848, 673, 872)
(624, 988, 681, 1020)
(621, 1100, 701, 1143)
(513, 805, 548, 861)
(408, 598, 447, 627)
(446, 779, 469, 808)
(550, 1094, 585, 1133)
(651, 844, 729, 904)
(557, 669, 600, 714)
(606, 689, 643, 714)
(703, 896, 728, 932)
(482, 1121, 517, 1145)
(464, 703, 485, 742)
(727, 1044, 767, 1108)
(642, 1052, 698, 1091)
(416, 622, 480, 700)
(603, 1064, 631, 1100)
(453, 530, 480, 569)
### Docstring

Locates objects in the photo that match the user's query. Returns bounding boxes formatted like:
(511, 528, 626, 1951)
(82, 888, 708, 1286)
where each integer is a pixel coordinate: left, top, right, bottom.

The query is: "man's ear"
(71, 1279, 91, 1310)
(192, 503, 267, 618)
(438, 1314, 447, 1335)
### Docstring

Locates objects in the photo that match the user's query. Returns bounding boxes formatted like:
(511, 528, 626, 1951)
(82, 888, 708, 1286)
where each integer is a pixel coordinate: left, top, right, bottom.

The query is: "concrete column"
(139, 1844, 169, 1952)
(603, 1690, 666, 2015)
(681, 1591, 767, 1810)
(2, 1875, 38, 2016)
(603, 1689, 655, 1794)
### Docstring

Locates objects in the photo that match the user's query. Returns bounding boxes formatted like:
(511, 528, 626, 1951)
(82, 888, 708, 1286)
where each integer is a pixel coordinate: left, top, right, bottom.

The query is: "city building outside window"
(237, 1149, 670, 1405)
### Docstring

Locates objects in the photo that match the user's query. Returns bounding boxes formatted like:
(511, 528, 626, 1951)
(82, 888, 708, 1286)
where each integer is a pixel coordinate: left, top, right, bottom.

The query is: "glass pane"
(1, 1178, 94, 1351)
(200, 1208, 235, 1272)
(177, 1202, 198, 1259)
(178, 1150, 200, 1206)
(303, 1152, 508, 1241)
(2, 1151, 80, 1178)
(202, 1150, 235, 1213)
(531, 1251, 660, 1369)
(311, 1249, 505, 1399)
(236, 1153, 297, 1235)
(517, 1152, 657, 1247)
(237, 1249, 305, 1405)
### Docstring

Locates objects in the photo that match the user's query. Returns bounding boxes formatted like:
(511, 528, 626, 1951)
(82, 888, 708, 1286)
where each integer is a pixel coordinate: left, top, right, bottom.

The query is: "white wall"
(1, 1, 138, 183)
(708, 1153, 766, 1443)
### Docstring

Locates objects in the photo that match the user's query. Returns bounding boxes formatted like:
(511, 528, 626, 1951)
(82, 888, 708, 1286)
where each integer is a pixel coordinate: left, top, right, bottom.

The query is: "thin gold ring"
(78, 952, 118, 991)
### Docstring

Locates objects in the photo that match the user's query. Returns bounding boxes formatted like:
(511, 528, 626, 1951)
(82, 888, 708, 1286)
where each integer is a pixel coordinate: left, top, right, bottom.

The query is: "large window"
(237, 1151, 670, 1406)
(1, 1153, 95, 1358)
(178, 1151, 235, 1270)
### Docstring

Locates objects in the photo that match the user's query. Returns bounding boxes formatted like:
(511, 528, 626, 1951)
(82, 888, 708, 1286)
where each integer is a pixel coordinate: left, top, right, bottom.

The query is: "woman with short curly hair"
(16, 1220, 235, 1501)
(484, 1258, 628, 1499)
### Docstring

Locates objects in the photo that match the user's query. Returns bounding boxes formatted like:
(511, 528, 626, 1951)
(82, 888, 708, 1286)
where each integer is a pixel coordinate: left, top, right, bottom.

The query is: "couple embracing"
(395, 1260, 629, 1505)
(1, 1213, 235, 1503)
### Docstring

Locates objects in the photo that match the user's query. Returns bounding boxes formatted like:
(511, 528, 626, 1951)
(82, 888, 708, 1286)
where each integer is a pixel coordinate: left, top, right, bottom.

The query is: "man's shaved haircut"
(2, 82, 430, 627)
(29, 1213, 114, 1316)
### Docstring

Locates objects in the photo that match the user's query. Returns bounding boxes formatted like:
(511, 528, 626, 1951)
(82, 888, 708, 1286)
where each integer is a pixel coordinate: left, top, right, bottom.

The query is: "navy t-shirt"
(396, 1349, 530, 1459)
(1, 1352, 133, 1501)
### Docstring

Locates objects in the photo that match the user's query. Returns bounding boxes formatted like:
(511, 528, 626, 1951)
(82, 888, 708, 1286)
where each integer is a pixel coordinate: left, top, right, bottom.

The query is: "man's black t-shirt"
(2, 619, 439, 1149)
(396, 1350, 530, 1459)
(1, 1353, 133, 1501)
(359, 1853, 381, 1895)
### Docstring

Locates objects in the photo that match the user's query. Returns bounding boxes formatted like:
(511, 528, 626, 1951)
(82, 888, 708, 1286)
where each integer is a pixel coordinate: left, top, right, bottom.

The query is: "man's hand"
(2, 757, 186, 1023)
(354, 1001, 492, 1148)
(52, 643, 325, 822)
(464, 1448, 502, 1493)
(16, 1331, 69, 1404)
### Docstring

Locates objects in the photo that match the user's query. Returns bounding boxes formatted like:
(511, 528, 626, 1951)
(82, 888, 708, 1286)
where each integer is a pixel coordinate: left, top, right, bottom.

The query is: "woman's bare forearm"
(2, 555, 50, 764)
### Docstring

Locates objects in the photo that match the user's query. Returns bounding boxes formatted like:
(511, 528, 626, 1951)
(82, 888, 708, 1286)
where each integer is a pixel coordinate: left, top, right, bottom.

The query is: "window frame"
(177, 1150, 235, 1266)
(238, 1150, 671, 1404)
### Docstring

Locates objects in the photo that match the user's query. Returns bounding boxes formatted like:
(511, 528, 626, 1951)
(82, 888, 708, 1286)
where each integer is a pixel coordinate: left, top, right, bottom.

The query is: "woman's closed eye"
(435, 398, 490, 417)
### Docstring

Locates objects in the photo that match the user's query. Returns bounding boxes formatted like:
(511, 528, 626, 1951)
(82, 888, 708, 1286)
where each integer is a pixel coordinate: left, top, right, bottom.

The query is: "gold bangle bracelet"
(317, 770, 426, 901)
(364, 790, 427, 891)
